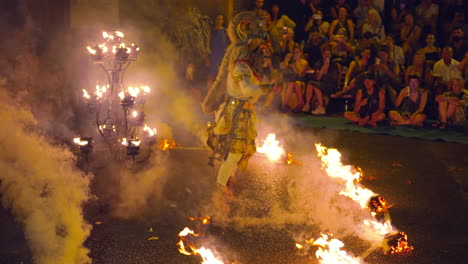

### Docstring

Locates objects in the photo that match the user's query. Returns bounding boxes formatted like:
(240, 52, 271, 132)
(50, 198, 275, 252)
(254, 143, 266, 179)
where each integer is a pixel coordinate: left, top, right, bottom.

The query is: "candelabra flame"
(73, 137, 88, 146)
(82, 89, 91, 99)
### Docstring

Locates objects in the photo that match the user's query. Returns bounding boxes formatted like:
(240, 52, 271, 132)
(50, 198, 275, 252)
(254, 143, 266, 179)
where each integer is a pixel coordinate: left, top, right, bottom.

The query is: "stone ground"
(0, 122, 467, 264)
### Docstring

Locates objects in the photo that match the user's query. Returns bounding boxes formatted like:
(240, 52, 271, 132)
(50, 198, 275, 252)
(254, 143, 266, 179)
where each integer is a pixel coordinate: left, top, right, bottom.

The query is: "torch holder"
(120, 95, 135, 110)
(79, 137, 94, 154)
(86, 96, 101, 112)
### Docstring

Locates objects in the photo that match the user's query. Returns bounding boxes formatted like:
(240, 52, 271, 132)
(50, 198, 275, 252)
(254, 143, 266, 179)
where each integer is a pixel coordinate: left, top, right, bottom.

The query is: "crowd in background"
(204, 0, 468, 129)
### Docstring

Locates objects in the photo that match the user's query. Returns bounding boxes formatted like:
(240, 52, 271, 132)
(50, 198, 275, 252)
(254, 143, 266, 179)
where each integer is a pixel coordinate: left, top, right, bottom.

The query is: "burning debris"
(305, 144, 414, 260)
(368, 196, 390, 215)
(177, 216, 225, 264)
(160, 139, 176, 151)
(385, 232, 414, 255)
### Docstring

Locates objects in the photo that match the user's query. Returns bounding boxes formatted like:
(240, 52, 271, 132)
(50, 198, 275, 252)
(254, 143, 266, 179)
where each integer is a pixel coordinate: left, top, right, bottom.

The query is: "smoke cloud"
(0, 90, 92, 264)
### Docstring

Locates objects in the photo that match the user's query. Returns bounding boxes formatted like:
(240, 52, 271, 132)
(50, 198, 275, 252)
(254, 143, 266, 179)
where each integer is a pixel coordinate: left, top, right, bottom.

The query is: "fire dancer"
(202, 11, 274, 197)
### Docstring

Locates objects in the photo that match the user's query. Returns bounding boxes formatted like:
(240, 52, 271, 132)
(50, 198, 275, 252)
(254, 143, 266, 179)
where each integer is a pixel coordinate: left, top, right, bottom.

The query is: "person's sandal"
(438, 123, 447, 129)
(432, 121, 442, 128)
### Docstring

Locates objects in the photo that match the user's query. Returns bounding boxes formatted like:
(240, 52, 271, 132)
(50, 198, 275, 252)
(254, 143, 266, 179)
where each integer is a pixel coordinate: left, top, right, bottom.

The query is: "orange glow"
(160, 139, 176, 151)
(311, 233, 363, 264)
(257, 133, 285, 162)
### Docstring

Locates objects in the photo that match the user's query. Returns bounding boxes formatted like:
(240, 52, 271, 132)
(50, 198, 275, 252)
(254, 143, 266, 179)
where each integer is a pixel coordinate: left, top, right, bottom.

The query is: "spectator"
(332, 47, 373, 98)
(385, 34, 405, 70)
(389, 74, 428, 127)
(432, 47, 463, 95)
(330, 0, 352, 20)
(344, 72, 386, 127)
(280, 27, 296, 59)
(329, 7, 355, 44)
(304, 28, 326, 67)
(281, 45, 310, 111)
(405, 52, 433, 87)
(415, 0, 439, 35)
(305, 9, 329, 40)
(389, 0, 411, 37)
(433, 78, 468, 128)
(361, 8, 385, 41)
(289, 0, 313, 45)
(418, 33, 441, 68)
(206, 14, 228, 92)
(353, 0, 381, 30)
(457, 51, 468, 88)
(443, 0, 467, 41)
(373, 45, 400, 108)
(400, 13, 421, 64)
(329, 28, 354, 68)
(355, 31, 378, 60)
(304, 44, 341, 114)
(449, 27, 467, 62)
(253, 0, 268, 31)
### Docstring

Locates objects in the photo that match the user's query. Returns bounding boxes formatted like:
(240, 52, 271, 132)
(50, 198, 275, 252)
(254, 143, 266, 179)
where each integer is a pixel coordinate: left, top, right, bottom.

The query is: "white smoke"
(0, 90, 92, 264)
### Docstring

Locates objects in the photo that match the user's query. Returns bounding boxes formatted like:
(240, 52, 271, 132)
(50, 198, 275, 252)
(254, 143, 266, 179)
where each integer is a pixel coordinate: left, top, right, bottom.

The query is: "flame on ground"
(311, 234, 363, 264)
(160, 139, 176, 151)
(257, 133, 285, 162)
(177, 227, 224, 264)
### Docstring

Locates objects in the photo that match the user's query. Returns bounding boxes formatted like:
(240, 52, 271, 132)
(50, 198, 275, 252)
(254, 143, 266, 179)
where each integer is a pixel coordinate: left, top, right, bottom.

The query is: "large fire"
(257, 133, 285, 162)
(314, 144, 413, 257)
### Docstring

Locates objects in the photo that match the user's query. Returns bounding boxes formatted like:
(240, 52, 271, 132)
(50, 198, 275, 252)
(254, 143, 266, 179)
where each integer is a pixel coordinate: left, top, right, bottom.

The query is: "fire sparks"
(160, 139, 176, 151)
(257, 133, 285, 162)
(143, 124, 157, 137)
(177, 227, 224, 264)
(312, 234, 363, 264)
(189, 216, 211, 225)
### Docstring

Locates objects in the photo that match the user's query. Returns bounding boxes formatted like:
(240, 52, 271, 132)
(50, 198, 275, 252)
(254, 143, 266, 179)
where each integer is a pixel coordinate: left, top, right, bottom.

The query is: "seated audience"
(418, 33, 440, 69)
(433, 78, 468, 128)
(405, 52, 433, 87)
(344, 72, 386, 127)
(385, 35, 405, 70)
(332, 47, 373, 98)
(389, 74, 428, 127)
(305, 9, 329, 40)
(400, 13, 421, 64)
(329, 7, 355, 44)
(303, 43, 341, 114)
(361, 8, 385, 41)
(281, 45, 310, 111)
(373, 45, 400, 108)
(328, 28, 354, 67)
(432, 47, 463, 95)
(304, 28, 326, 67)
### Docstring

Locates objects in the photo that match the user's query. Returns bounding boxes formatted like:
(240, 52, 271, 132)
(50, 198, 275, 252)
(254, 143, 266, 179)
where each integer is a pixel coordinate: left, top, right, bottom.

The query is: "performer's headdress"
(202, 11, 265, 114)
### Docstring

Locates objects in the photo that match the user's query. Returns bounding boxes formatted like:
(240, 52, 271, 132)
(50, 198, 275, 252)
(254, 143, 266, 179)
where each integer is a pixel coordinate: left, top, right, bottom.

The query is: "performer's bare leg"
(217, 152, 242, 187)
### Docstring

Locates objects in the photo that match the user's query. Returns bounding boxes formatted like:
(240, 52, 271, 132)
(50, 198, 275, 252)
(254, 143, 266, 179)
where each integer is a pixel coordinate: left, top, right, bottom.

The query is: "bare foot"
(358, 116, 370, 127)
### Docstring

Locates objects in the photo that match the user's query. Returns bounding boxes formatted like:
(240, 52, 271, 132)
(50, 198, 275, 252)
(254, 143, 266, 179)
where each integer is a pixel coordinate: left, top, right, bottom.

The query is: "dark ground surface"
(1, 120, 467, 264)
